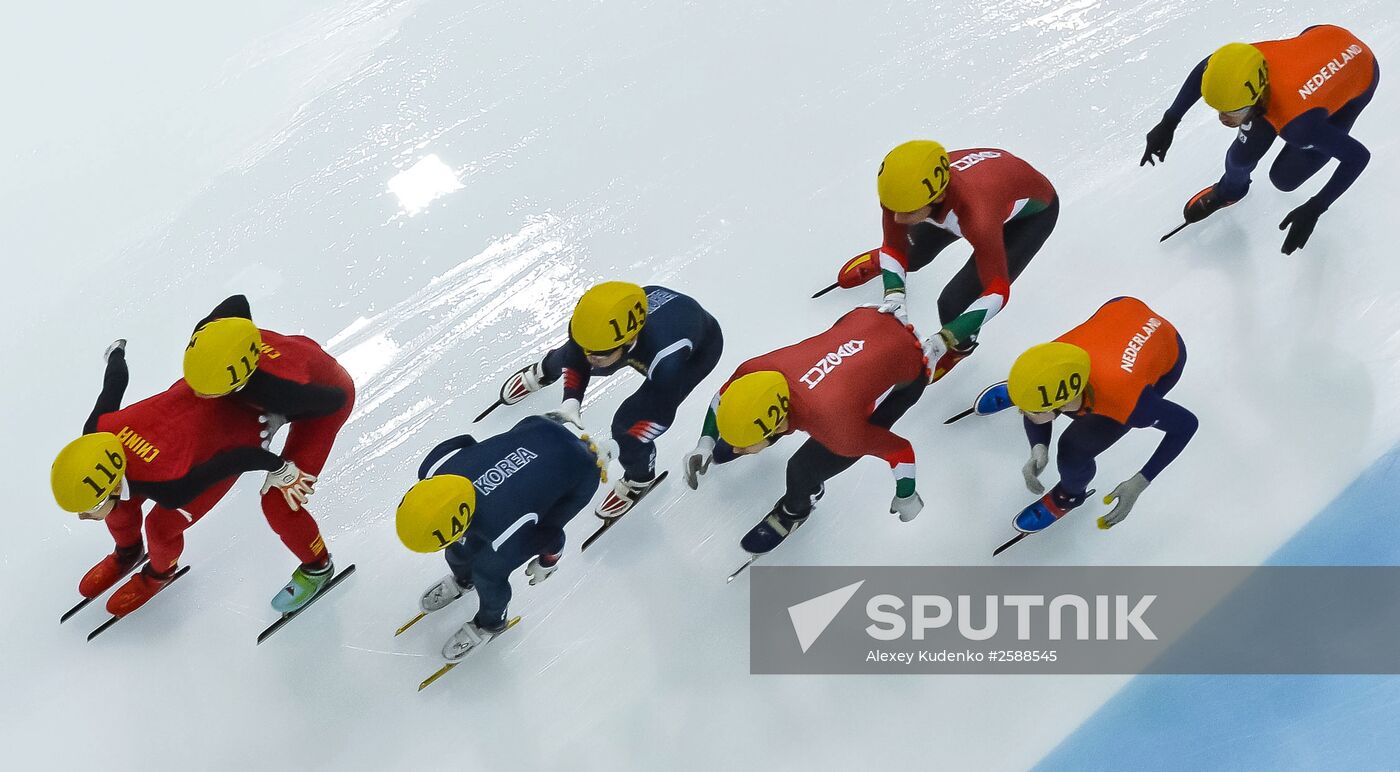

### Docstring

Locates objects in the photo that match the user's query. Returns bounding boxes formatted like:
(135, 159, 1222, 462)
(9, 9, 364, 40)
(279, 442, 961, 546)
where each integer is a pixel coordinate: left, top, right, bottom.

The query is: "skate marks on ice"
(318, 216, 589, 492)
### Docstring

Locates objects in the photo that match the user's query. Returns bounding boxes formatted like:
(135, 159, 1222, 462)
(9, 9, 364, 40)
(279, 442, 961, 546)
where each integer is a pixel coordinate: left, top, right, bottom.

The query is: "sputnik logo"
(787, 580, 864, 653)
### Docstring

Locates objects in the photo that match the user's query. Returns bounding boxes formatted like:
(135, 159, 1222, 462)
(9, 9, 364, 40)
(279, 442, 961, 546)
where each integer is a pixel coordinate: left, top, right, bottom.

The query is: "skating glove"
(544, 398, 584, 430)
(262, 460, 318, 511)
(1279, 197, 1327, 255)
(1140, 116, 1180, 166)
(259, 413, 288, 448)
(683, 436, 716, 490)
(526, 553, 559, 586)
(1098, 473, 1149, 529)
(889, 492, 924, 523)
(103, 339, 127, 362)
(922, 330, 951, 377)
(1022, 444, 1049, 495)
(874, 293, 909, 325)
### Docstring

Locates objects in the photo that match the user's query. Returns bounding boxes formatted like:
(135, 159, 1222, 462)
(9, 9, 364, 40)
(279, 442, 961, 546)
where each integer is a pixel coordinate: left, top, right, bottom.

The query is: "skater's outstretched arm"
(134, 446, 283, 509)
(1126, 389, 1199, 482)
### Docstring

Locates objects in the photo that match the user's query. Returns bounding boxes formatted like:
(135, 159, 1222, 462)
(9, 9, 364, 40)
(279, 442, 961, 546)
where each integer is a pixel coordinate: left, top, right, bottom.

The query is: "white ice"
(2, 1, 1397, 769)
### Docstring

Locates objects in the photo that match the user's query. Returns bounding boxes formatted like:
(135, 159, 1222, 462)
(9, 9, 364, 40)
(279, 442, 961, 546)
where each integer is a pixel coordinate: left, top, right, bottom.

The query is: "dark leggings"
(906, 196, 1059, 325)
(778, 377, 928, 517)
(611, 322, 724, 480)
(1056, 335, 1188, 497)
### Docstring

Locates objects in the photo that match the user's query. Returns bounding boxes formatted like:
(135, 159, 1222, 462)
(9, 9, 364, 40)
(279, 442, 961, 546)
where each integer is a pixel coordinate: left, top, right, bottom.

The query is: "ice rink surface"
(2, 1, 1397, 769)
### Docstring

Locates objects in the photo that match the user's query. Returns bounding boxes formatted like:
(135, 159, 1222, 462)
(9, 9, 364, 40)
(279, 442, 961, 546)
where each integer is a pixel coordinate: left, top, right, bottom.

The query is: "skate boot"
(740, 485, 825, 554)
(596, 475, 662, 518)
(270, 559, 336, 614)
(79, 544, 145, 599)
(974, 382, 1014, 416)
(420, 574, 475, 613)
(931, 341, 978, 383)
(499, 362, 555, 405)
(442, 615, 509, 662)
(106, 565, 178, 616)
(1013, 485, 1088, 534)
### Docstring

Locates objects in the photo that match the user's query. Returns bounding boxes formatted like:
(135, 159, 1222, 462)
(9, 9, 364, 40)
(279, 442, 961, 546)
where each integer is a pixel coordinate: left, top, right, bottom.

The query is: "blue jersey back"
(419, 416, 599, 547)
(588, 285, 716, 377)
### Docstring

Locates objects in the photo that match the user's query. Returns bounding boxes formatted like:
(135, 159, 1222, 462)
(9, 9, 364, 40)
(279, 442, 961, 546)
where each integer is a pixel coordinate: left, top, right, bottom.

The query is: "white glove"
(683, 436, 716, 490)
(526, 553, 559, 586)
(259, 413, 288, 448)
(890, 491, 924, 522)
(1099, 473, 1150, 529)
(923, 330, 950, 367)
(104, 339, 127, 361)
(544, 398, 583, 430)
(1022, 444, 1049, 495)
(262, 460, 318, 511)
(876, 293, 910, 325)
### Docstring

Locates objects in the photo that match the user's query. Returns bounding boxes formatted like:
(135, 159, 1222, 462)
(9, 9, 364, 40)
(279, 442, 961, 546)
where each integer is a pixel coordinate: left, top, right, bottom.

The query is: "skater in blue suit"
(493, 281, 723, 518)
(395, 414, 607, 661)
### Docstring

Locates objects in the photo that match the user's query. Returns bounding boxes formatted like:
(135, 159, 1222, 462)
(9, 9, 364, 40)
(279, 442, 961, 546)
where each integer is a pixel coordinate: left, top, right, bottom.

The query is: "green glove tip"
(1096, 516, 1110, 530)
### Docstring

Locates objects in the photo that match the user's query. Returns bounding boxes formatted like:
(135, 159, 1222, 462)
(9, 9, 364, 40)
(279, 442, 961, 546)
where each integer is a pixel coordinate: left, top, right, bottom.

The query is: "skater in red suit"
(827, 141, 1058, 382)
(682, 306, 932, 555)
(50, 340, 282, 617)
(182, 295, 356, 613)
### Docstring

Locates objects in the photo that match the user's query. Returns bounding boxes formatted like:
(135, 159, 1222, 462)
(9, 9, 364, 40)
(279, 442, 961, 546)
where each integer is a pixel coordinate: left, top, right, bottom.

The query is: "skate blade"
(256, 564, 357, 645)
(416, 616, 522, 691)
(86, 565, 192, 641)
(726, 554, 761, 583)
(418, 663, 458, 691)
(62, 554, 150, 624)
(396, 612, 427, 636)
(993, 532, 1029, 556)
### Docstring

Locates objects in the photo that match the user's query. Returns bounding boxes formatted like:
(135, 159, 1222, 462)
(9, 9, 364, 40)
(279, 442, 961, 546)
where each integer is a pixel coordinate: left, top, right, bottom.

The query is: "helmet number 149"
(1036, 372, 1082, 409)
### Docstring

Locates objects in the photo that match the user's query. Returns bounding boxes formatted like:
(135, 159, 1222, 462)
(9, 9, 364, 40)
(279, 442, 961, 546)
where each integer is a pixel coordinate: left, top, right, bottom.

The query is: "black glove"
(1183, 185, 1236, 224)
(1141, 116, 1180, 166)
(1279, 197, 1328, 255)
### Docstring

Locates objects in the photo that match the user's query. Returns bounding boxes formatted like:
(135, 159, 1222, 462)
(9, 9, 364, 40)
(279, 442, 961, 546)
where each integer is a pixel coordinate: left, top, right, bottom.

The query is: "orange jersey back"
(1056, 298, 1180, 424)
(1255, 25, 1375, 131)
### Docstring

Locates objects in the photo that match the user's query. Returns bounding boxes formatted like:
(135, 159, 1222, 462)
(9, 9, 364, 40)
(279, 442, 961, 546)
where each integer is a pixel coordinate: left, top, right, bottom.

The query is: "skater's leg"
(1055, 415, 1130, 498)
(263, 370, 355, 567)
(1001, 197, 1058, 282)
(104, 497, 146, 551)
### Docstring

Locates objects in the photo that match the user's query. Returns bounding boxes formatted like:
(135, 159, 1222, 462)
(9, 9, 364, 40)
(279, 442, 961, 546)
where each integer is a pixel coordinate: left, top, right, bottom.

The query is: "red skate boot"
(106, 565, 178, 617)
(78, 545, 145, 599)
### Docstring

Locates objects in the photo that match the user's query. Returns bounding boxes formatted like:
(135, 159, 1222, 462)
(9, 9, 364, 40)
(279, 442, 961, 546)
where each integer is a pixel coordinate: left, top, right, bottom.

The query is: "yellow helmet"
(51, 433, 127, 513)
(183, 318, 263, 396)
(877, 140, 952, 213)
(570, 282, 649, 352)
(716, 371, 791, 448)
(1008, 342, 1091, 412)
(1201, 43, 1269, 112)
(395, 474, 478, 553)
